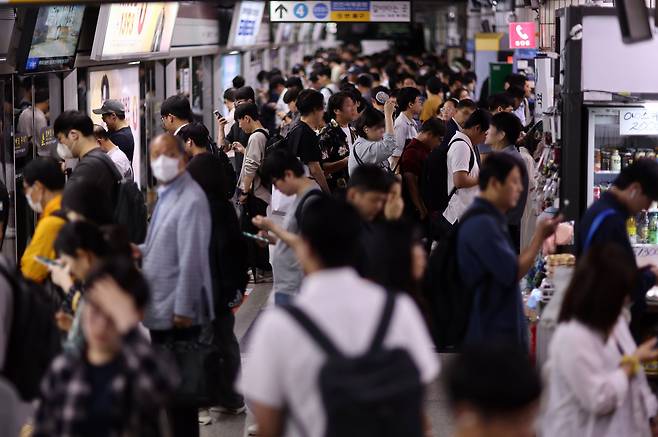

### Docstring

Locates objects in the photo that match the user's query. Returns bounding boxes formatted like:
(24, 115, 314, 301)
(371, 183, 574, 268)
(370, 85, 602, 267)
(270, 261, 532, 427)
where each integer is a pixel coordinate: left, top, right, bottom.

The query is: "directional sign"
(269, 1, 411, 23)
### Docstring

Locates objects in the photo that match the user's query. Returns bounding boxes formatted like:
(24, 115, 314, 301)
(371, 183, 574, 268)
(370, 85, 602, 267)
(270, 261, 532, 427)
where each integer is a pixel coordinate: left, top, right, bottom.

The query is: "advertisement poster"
(88, 66, 141, 187)
(95, 2, 178, 59)
(220, 54, 241, 114)
(230, 1, 265, 47)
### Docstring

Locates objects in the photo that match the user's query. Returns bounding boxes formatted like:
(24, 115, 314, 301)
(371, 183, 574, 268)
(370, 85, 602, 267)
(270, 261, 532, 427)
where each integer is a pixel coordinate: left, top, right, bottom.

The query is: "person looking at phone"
(217, 86, 256, 173)
(542, 244, 658, 437)
(20, 158, 67, 283)
(251, 149, 323, 306)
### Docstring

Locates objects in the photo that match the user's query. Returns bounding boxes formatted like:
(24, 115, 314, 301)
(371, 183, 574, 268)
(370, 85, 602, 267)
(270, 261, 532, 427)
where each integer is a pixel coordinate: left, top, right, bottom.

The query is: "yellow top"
(420, 94, 443, 123)
(21, 195, 66, 283)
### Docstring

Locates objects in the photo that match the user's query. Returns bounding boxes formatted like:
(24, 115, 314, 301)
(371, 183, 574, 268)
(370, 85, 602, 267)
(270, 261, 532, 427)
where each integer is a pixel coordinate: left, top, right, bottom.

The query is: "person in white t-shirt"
(392, 87, 423, 171)
(443, 109, 490, 225)
(239, 197, 439, 437)
(92, 124, 133, 182)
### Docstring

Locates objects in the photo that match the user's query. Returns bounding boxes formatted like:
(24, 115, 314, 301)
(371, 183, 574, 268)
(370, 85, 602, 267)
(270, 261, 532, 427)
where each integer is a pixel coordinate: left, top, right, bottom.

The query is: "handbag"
(155, 338, 221, 408)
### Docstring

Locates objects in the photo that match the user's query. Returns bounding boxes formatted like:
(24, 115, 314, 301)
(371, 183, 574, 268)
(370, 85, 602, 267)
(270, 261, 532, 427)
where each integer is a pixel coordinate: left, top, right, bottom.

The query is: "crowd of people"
(1, 45, 658, 437)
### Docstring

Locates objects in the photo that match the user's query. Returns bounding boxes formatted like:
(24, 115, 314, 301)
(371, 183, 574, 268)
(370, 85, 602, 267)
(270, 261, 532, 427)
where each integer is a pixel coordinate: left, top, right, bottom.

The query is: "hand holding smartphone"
(242, 231, 270, 244)
(34, 255, 62, 268)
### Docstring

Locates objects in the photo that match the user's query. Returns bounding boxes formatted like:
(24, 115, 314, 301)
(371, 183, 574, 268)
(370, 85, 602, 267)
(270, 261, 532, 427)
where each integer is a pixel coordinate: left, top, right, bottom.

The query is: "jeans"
(212, 311, 244, 409)
(274, 292, 294, 307)
(150, 326, 201, 437)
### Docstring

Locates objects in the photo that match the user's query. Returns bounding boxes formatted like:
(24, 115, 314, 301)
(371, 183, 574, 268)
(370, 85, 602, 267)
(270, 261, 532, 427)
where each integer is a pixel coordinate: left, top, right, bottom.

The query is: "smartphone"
(242, 231, 270, 244)
(213, 110, 222, 119)
(35, 255, 61, 268)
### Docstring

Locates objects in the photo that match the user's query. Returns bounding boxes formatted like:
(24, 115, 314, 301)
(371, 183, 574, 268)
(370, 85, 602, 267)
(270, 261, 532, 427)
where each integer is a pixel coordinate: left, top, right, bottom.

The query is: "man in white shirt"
(443, 109, 490, 225)
(160, 95, 192, 137)
(92, 124, 133, 181)
(392, 87, 423, 170)
(240, 197, 439, 437)
(17, 88, 49, 151)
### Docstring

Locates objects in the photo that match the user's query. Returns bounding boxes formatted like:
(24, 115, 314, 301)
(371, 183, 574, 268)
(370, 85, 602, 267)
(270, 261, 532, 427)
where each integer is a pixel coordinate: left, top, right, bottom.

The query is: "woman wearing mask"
(49, 221, 111, 352)
(348, 99, 397, 176)
(542, 244, 658, 437)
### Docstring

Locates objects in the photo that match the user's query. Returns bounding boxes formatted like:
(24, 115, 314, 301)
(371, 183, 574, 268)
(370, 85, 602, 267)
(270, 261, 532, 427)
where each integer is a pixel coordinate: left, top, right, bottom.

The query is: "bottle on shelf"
(650, 211, 658, 245)
(638, 210, 649, 244)
(628, 216, 637, 245)
(611, 149, 622, 172)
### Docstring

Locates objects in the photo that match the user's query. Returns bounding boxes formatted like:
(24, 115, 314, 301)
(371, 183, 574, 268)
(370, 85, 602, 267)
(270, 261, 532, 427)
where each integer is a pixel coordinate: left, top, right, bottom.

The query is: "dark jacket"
(68, 148, 119, 211)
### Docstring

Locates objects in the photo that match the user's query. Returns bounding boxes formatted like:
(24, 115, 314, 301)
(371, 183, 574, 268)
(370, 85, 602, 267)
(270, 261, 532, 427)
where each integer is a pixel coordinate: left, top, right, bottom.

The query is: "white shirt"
(173, 122, 189, 136)
(541, 317, 657, 437)
(239, 268, 439, 437)
(443, 131, 479, 224)
(17, 106, 47, 138)
(107, 145, 134, 181)
(514, 101, 527, 127)
(393, 112, 418, 158)
(340, 126, 354, 149)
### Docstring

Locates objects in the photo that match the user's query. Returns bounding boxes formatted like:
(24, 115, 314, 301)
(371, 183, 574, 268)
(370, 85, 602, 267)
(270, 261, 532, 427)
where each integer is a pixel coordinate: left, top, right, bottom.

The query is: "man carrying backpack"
(430, 153, 559, 352)
(251, 149, 324, 306)
(240, 196, 439, 437)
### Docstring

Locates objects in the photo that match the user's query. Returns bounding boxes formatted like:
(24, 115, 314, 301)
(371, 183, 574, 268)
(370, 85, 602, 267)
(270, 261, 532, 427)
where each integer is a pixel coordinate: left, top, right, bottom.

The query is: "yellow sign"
(330, 11, 370, 22)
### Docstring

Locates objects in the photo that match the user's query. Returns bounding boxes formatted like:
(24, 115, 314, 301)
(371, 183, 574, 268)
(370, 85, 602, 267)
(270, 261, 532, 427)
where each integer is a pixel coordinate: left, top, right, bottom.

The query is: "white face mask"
(57, 142, 73, 160)
(25, 187, 43, 214)
(151, 155, 180, 183)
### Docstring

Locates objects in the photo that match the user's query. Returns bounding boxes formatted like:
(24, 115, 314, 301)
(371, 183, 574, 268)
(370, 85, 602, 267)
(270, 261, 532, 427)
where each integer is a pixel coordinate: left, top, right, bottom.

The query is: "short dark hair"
(456, 98, 477, 111)
(34, 88, 49, 104)
(178, 122, 211, 150)
(299, 197, 362, 268)
(86, 257, 150, 310)
(478, 152, 521, 191)
(269, 75, 286, 89)
(296, 89, 324, 116)
(223, 88, 236, 102)
(232, 75, 246, 89)
(420, 118, 446, 138)
(234, 102, 260, 121)
(93, 124, 109, 140)
(614, 158, 658, 199)
(506, 86, 525, 101)
(235, 86, 256, 102)
(327, 91, 355, 119)
(426, 76, 443, 95)
(316, 65, 331, 78)
(283, 87, 300, 104)
(62, 180, 114, 225)
(488, 93, 514, 112)
(115, 112, 126, 121)
(490, 112, 523, 145)
(23, 158, 65, 191)
(397, 87, 421, 111)
(356, 74, 373, 88)
(348, 164, 391, 193)
(506, 73, 528, 89)
(285, 76, 303, 89)
(354, 106, 385, 138)
(559, 244, 637, 334)
(263, 149, 305, 180)
(54, 111, 94, 137)
(55, 221, 111, 258)
(463, 108, 491, 132)
(160, 95, 193, 121)
(445, 343, 542, 417)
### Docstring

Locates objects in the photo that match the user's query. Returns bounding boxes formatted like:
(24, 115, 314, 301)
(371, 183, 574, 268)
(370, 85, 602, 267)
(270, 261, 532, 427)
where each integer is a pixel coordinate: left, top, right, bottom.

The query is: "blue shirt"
(457, 198, 528, 351)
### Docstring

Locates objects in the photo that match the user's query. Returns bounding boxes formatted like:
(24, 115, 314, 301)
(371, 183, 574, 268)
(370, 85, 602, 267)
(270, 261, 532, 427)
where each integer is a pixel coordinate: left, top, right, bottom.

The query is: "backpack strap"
(294, 189, 324, 225)
(445, 138, 476, 204)
(584, 208, 617, 250)
(284, 306, 343, 358)
(253, 128, 269, 140)
(85, 151, 122, 184)
(368, 291, 396, 352)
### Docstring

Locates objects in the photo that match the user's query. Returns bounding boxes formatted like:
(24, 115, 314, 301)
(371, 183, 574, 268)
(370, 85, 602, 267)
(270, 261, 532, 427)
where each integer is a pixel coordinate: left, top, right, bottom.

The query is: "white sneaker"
(247, 424, 260, 435)
(209, 405, 247, 415)
(198, 409, 212, 426)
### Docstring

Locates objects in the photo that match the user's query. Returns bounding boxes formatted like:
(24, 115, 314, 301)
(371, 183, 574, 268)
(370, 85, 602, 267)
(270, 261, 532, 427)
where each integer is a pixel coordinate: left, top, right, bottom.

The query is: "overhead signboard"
(508, 21, 536, 49)
(228, 1, 266, 47)
(270, 1, 411, 23)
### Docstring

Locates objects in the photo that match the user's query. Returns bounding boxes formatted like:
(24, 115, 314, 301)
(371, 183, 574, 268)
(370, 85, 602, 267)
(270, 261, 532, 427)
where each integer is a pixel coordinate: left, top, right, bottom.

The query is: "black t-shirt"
(68, 148, 120, 212)
(286, 120, 321, 165)
(77, 358, 121, 437)
(0, 180, 9, 249)
(109, 126, 135, 163)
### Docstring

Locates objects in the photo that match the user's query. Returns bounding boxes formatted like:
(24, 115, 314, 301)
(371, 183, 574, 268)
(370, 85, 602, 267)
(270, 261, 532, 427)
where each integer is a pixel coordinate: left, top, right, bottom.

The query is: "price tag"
(620, 109, 658, 136)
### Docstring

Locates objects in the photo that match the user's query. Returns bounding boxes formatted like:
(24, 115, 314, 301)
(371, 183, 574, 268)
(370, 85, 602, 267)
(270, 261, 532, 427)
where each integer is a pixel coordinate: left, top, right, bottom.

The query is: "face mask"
(57, 142, 73, 160)
(151, 155, 180, 183)
(25, 188, 43, 213)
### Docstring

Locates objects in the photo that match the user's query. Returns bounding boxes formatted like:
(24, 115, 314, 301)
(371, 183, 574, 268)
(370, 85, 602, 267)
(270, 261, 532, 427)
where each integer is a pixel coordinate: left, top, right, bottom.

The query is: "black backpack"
(421, 206, 490, 352)
(421, 138, 474, 216)
(294, 189, 326, 225)
(284, 292, 424, 437)
(0, 262, 62, 401)
(88, 154, 148, 244)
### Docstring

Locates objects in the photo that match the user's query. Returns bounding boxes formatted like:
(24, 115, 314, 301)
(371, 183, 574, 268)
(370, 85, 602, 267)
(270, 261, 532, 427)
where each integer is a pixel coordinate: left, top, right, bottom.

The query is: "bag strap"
(584, 208, 617, 250)
(253, 128, 269, 140)
(445, 139, 476, 204)
(294, 189, 323, 225)
(368, 292, 396, 352)
(86, 151, 122, 184)
(353, 141, 366, 167)
(284, 306, 343, 358)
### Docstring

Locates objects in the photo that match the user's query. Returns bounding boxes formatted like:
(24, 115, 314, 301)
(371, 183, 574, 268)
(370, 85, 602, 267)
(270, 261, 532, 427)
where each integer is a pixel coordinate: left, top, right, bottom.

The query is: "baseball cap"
(92, 99, 126, 115)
